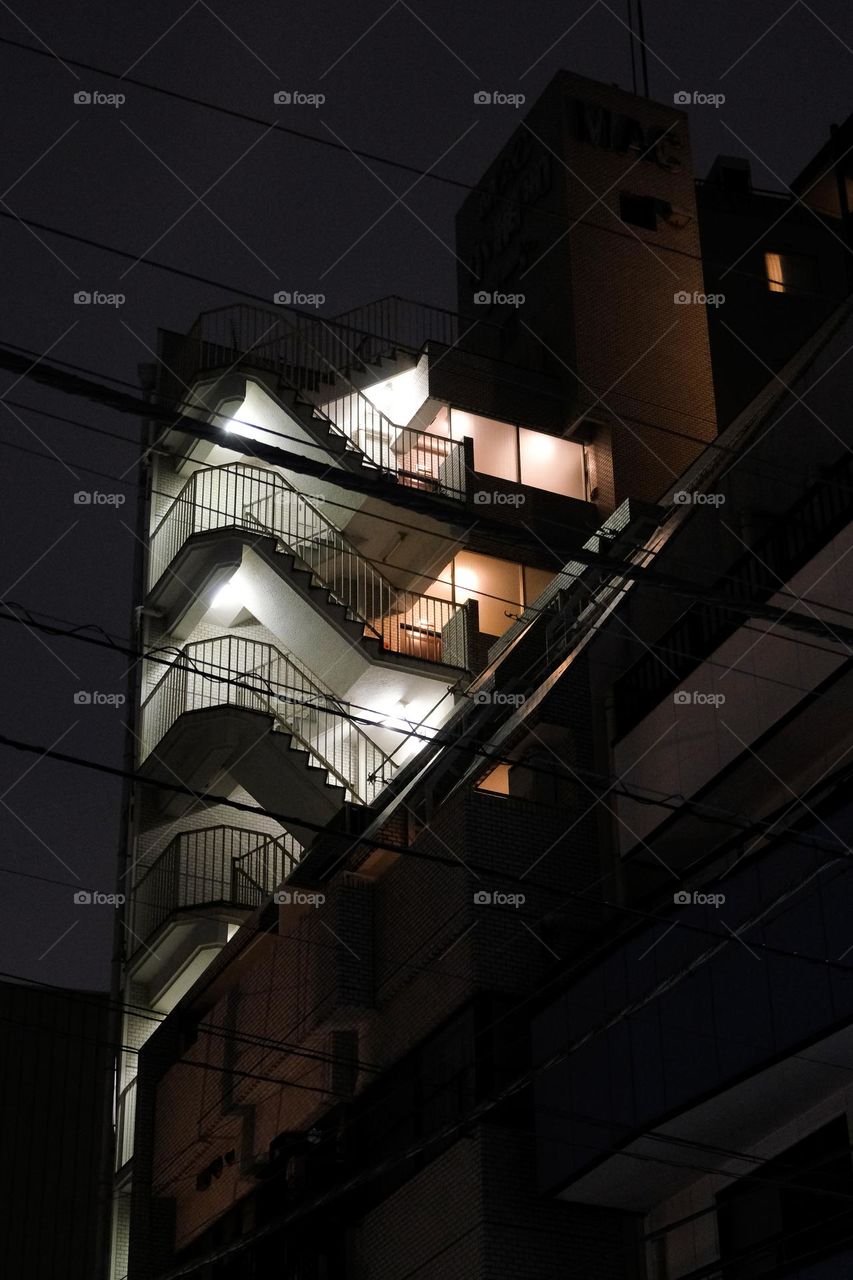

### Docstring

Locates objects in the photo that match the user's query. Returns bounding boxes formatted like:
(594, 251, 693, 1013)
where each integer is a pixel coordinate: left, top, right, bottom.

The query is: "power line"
(1, 713, 851, 887)
(5, 386, 853, 662)
(0, 34, 845, 311)
(9, 369, 853, 629)
(0, 595, 837, 841)
(151, 848, 846, 1278)
(4, 344, 853, 651)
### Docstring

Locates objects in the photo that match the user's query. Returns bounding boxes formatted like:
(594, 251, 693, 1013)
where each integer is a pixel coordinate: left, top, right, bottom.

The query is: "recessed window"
(764, 251, 818, 295)
(519, 429, 585, 498)
(620, 193, 659, 230)
(449, 410, 585, 500)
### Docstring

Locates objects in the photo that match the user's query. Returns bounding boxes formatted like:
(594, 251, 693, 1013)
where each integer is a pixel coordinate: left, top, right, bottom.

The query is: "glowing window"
(519, 429, 585, 499)
(450, 410, 518, 482)
(764, 251, 818, 296)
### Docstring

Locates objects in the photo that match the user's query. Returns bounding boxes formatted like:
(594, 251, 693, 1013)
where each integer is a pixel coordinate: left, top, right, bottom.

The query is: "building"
(0, 979, 112, 1279)
(111, 71, 853, 1280)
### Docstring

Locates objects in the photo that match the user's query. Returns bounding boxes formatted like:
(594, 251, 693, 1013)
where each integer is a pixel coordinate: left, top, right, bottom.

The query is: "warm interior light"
(454, 566, 479, 602)
(765, 252, 785, 293)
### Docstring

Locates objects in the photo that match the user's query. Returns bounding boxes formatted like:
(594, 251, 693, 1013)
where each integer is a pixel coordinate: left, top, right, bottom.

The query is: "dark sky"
(1, 0, 851, 990)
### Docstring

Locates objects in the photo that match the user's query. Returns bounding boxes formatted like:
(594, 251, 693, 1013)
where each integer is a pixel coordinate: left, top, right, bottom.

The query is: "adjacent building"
(0, 979, 112, 1279)
(110, 71, 853, 1280)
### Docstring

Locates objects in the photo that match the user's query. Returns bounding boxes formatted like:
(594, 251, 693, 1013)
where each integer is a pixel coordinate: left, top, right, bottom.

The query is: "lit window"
(519, 430, 585, 499)
(477, 764, 510, 794)
(764, 251, 818, 295)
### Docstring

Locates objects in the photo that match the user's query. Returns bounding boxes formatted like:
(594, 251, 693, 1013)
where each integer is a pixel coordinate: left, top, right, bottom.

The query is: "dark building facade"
(0, 980, 112, 1279)
(116, 71, 853, 1280)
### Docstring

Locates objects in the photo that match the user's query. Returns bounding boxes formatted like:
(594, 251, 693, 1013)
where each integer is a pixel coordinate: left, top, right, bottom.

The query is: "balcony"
(147, 464, 474, 671)
(532, 791, 853, 1211)
(129, 825, 299, 956)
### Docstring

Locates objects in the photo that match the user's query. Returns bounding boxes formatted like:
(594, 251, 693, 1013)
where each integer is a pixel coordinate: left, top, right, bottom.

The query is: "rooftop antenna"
(626, 0, 638, 95)
(636, 0, 651, 98)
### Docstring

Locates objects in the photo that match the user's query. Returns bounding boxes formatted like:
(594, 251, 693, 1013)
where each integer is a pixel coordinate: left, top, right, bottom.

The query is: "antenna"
(636, 0, 651, 98)
(626, 0, 638, 95)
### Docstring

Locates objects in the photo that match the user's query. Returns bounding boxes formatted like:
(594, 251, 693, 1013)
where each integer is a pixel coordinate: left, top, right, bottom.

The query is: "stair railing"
(129, 825, 301, 953)
(171, 303, 466, 496)
(148, 464, 468, 668)
(139, 634, 396, 804)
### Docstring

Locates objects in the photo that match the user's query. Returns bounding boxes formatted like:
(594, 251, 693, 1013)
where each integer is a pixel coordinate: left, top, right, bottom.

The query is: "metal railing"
(139, 635, 396, 804)
(115, 1077, 136, 1170)
(170, 303, 465, 493)
(613, 450, 853, 738)
(148, 464, 468, 668)
(129, 825, 301, 952)
(328, 294, 459, 358)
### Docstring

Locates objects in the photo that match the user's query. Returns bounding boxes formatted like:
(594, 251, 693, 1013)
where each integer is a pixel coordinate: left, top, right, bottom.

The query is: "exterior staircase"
(138, 635, 396, 837)
(147, 464, 472, 670)
(171, 303, 465, 497)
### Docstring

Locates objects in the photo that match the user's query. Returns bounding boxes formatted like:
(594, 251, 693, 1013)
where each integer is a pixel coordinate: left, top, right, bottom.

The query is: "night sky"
(1, 0, 850, 990)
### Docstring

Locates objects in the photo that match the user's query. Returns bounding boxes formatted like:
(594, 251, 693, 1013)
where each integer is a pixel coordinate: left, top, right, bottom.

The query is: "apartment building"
(113, 71, 853, 1280)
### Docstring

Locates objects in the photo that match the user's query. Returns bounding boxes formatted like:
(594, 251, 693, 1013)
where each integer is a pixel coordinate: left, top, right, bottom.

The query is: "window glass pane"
(450, 410, 518, 482)
(519, 429, 585, 498)
(453, 551, 522, 637)
(764, 251, 818, 296)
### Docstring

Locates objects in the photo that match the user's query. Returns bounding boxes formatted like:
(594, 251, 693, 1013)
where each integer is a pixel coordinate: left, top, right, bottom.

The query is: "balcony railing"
(329, 294, 459, 357)
(613, 451, 853, 738)
(129, 825, 301, 953)
(170, 303, 466, 494)
(148, 464, 470, 669)
(139, 635, 397, 804)
(115, 1077, 136, 1170)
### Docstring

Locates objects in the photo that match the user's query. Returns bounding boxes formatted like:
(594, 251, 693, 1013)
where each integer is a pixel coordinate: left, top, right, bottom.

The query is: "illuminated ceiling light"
(212, 579, 239, 609)
(454, 567, 479, 601)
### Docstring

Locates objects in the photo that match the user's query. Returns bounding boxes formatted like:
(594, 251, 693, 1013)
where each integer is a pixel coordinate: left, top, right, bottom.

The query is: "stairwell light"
(212, 579, 240, 609)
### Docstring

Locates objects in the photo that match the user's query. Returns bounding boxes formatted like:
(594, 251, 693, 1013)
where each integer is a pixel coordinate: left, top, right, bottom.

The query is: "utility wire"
(6, 599, 850, 839)
(4, 385, 853, 652)
(3, 345, 852, 649)
(0, 35, 845, 308)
